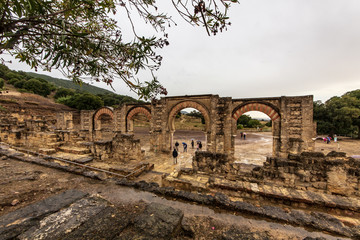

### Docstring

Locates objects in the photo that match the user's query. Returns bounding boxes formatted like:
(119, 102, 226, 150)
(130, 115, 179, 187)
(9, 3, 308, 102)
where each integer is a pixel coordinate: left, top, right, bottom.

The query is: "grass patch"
(0, 105, 7, 111)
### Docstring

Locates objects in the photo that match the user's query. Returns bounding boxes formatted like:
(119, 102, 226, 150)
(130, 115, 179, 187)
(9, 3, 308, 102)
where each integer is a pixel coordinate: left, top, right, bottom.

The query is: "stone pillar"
(278, 96, 316, 157)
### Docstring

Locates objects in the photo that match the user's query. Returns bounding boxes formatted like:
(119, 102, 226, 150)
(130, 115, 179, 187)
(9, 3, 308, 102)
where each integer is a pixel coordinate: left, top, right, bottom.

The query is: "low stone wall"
(254, 151, 360, 197)
(193, 151, 360, 197)
(192, 151, 242, 177)
(92, 133, 144, 162)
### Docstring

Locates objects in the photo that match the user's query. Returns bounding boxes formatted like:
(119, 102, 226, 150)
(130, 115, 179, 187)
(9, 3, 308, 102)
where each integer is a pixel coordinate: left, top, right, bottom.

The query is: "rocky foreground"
(0, 147, 358, 239)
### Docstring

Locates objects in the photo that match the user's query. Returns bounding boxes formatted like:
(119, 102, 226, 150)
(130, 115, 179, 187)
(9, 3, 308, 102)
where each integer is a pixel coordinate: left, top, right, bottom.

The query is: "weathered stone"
(121, 202, 183, 239)
(0, 189, 87, 240)
(18, 196, 108, 240)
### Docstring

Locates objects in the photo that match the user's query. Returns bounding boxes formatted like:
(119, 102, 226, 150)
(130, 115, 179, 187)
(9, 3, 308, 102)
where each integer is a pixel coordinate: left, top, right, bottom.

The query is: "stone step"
(58, 146, 91, 155)
(38, 148, 57, 155)
(47, 142, 63, 148)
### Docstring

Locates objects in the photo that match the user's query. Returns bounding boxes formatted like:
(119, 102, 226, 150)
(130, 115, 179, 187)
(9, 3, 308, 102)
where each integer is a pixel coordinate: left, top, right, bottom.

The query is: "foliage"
(0, 77, 4, 89)
(186, 110, 205, 124)
(23, 78, 51, 97)
(0, 0, 239, 100)
(265, 120, 272, 127)
(54, 88, 75, 99)
(97, 93, 143, 107)
(237, 114, 265, 129)
(56, 93, 104, 110)
(13, 79, 26, 88)
(314, 89, 360, 138)
(27, 72, 116, 95)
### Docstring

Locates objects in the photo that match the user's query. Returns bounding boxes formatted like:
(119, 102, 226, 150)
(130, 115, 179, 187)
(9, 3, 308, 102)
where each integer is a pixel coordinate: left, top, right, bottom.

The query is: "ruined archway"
(93, 107, 114, 140)
(232, 102, 281, 158)
(126, 106, 152, 151)
(167, 101, 210, 153)
(126, 106, 151, 132)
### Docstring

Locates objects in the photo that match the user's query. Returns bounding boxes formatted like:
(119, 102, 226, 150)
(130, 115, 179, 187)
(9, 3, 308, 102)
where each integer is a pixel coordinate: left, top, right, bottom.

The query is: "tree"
(314, 90, 360, 138)
(0, 0, 239, 100)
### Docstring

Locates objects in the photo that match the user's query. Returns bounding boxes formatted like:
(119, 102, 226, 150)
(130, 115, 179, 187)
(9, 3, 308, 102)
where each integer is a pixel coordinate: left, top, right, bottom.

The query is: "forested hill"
(27, 72, 114, 95)
(0, 64, 143, 110)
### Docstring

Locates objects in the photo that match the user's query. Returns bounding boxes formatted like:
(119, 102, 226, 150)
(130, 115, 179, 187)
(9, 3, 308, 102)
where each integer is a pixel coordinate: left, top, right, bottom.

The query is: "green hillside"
(27, 72, 115, 95)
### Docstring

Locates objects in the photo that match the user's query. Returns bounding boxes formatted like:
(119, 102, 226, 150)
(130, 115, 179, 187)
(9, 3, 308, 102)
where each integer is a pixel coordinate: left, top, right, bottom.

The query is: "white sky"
(3, 0, 360, 103)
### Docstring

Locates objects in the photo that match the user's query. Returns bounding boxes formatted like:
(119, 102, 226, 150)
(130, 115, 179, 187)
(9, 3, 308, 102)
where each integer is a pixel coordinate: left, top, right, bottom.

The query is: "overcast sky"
(4, 0, 360, 103)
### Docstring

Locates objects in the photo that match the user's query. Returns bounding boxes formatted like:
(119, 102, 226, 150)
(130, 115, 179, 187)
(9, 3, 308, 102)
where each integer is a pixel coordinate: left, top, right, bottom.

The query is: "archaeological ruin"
(1, 93, 360, 198)
(1, 93, 360, 238)
(58, 94, 316, 157)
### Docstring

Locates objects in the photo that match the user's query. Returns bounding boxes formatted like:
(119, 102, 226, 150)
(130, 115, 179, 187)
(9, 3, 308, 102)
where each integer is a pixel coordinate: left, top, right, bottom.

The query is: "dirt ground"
(0, 155, 347, 239)
(134, 127, 360, 169)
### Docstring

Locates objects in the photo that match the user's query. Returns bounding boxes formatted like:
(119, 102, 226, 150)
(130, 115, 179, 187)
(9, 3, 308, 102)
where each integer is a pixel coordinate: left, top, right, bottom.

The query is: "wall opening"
(126, 106, 151, 151)
(170, 107, 208, 169)
(234, 110, 273, 167)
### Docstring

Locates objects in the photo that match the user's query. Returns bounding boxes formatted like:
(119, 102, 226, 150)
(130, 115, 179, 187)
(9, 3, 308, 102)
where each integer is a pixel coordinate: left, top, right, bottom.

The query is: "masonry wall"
(193, 151, 360, 197)
(92, 133, 144, 162)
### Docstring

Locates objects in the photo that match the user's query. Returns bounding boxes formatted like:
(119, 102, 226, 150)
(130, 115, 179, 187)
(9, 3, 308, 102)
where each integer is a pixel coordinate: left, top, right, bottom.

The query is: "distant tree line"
(0, 64, 142, 110)
(314, 89, 360, 138)
(237, 115, 271, 129)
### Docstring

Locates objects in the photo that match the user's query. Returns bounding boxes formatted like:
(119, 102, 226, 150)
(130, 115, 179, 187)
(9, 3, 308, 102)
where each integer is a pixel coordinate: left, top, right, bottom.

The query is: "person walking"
(191, 139, 194, 149)
(182, 142, 187, 152)
(243, 132, 247, 140)
(175, 141, 179, 151)
(199, 141, 202, 150)
(172, 148, 178, 164)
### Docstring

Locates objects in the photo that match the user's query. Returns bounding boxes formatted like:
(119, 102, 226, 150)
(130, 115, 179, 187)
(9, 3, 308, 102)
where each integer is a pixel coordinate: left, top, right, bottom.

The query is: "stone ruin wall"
(193, 151, 360, 198)
(149, 95, 316, 158)
(0, 109, 145, 163)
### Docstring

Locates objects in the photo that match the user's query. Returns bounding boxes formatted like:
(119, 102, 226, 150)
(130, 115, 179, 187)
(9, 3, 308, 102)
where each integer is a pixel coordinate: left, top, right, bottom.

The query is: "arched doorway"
(126, 106, 152, 151)
(93, 107, 115, 141)
(167, 101, 211, 167)
(232, 102, 281, 163)
(234, 111, 273, 165)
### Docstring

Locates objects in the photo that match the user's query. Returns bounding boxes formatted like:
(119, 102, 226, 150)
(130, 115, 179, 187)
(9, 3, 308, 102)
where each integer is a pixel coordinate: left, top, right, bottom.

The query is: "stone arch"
(93, 107, 115, 141)
(126, 106, 152, 132)
(127, 106, 152, 121)
(168, 100, 210, 132)
(93, 107, 114, 123)
(232, 102, 280, 122)
(232, 102, 281, 158)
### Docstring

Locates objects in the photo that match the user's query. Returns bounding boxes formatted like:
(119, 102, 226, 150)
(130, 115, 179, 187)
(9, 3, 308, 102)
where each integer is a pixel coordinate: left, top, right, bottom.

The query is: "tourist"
(175, 141, 179, 151)
(182, 142, 187, 152)
(334, 134, 338, 143)
(326, 136, 331, 144)
(191, 139, 194, 149)
(240, 132, 243, 139)
(172, 148, 178, 164)
(199, 141, 202, 150)
(243, 132, 247, 140)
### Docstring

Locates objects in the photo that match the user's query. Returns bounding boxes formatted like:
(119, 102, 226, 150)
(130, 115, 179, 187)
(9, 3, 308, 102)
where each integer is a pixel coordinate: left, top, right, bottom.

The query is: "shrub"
(54, 88, 75, 99)
(8, 78, 20, 85)
(0, 78, 4, 89)
(23, 79, 51, 97)
(57, 93, 103, 110)
(14, 79, 27, 89)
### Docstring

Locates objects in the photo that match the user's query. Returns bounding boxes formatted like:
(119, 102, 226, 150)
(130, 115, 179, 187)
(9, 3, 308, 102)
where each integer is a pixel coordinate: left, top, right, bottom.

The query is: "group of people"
(240, 132, 247, 140)
(172, 139, 203, 164)
(323, 134, 338, 144)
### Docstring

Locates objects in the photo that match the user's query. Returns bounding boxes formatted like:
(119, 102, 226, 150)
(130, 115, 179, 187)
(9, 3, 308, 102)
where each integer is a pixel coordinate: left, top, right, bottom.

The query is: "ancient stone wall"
(253, 151, 360, 197)
(92, 133, 144, 162)
(193, 151, 360, 197)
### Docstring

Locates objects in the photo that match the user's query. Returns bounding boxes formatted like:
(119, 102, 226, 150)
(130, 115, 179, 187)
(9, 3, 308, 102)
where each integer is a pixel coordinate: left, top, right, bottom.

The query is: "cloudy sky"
(4, 0, 360, 102)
